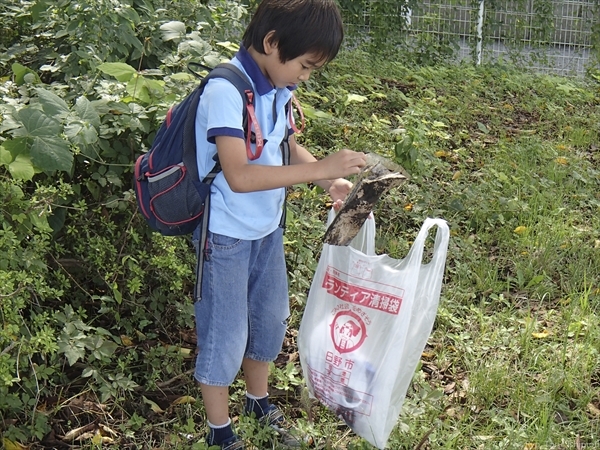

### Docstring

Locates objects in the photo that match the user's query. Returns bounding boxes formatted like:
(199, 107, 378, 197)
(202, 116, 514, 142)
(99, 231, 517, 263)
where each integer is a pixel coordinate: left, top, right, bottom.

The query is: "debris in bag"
(324, 153, 408, 246)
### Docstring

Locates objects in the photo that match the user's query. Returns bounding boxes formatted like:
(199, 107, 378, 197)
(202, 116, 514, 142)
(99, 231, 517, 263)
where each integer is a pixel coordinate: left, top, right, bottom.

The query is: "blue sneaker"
(258, 405, 311, 448)
(207, 434, 245, 450)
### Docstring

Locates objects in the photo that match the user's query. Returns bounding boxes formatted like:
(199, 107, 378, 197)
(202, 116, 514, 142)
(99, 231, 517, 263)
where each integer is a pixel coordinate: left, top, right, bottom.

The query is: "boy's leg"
(241, 229, 307, 447)
(242, 358, 269, 398)
(194, 231, 254, 447)
(200, 384, 230, 425)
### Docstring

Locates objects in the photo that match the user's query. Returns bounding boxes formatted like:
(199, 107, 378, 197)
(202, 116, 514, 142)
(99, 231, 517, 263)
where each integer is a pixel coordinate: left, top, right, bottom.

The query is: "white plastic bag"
(298, 213, 450, 449)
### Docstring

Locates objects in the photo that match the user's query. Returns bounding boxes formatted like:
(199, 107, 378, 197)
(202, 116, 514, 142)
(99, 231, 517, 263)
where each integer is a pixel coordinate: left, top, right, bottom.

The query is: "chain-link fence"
(342, 0, 599, 77)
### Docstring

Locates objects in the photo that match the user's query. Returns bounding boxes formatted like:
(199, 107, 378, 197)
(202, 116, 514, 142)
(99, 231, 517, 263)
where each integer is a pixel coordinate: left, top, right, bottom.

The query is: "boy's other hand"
(329, 178, 353, 212)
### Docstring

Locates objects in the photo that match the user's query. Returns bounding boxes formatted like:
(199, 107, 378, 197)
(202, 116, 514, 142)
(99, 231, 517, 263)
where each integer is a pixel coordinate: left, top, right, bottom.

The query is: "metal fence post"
(476, 0, 485, 65)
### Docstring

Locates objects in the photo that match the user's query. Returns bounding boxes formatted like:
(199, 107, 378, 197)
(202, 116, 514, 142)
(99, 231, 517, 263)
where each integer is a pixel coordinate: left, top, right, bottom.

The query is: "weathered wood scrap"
(323, 155, 408, 246)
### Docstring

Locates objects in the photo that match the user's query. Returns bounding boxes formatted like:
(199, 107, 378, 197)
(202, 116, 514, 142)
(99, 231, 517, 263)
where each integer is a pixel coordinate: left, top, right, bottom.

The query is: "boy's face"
(265, 48, 324, 88)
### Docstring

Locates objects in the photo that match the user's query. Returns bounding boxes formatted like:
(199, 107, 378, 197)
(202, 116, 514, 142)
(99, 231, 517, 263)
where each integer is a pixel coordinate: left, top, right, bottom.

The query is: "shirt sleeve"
(200, 78, 246, 143)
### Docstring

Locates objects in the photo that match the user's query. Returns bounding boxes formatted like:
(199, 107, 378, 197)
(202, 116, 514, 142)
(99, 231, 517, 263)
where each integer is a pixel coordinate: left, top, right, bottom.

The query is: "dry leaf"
(555, 157, 568, 165)
(99, 423, 119, 437)
(587, 403, 600, 417)
(143, 396, 165, 413)
(444, 382, 456, 394)
(91, 431, 103, 446)
(532, 330, 550, 339)
(62, 423, 96, 441)
(120, 335, 134, 346)
(452, 171, 462, 181)
(513, 226, 527, 235)
(2, 438, 28, 450)
(171, 395, 196, 406)
(179, 347, 192, 357)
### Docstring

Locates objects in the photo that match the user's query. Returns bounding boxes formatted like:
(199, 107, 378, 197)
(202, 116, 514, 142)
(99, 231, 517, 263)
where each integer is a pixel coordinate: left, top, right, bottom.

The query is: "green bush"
(0, 0, 250, 441)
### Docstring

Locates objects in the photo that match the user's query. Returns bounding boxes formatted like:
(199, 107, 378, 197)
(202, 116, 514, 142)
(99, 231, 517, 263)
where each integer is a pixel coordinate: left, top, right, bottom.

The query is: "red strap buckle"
(244, 91, 263, 161)
(289, 93, 305, 134)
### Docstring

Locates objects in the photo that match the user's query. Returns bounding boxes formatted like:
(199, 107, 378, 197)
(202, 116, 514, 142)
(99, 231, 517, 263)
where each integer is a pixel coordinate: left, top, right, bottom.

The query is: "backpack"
(134, 63, 265, 237)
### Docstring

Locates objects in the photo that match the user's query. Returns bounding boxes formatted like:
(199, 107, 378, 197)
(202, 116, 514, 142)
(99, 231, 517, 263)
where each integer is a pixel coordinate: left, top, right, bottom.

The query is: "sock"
(207, 418, 233, 445)
(245, 392, 269, 418)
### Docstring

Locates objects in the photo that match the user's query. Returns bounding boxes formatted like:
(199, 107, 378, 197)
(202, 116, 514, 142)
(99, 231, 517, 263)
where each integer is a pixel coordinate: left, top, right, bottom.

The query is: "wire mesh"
(342, 0, 599, 77)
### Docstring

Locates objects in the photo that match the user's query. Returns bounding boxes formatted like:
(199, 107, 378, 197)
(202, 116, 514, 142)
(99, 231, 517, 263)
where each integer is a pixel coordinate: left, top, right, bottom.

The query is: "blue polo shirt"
(195, 46, 295, 240)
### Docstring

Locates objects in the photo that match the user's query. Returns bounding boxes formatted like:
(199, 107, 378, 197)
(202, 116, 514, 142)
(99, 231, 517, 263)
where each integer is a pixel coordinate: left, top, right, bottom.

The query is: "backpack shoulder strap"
(181, 63, 256, 183)
(200, 63, 265, 161)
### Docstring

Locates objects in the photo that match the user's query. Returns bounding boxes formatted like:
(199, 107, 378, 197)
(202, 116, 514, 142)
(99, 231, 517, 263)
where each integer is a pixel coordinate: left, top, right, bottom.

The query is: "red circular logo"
(330, 310, 367, 354)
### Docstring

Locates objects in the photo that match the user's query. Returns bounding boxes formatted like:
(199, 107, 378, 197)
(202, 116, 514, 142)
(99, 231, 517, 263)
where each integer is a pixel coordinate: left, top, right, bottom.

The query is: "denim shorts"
(193, 227, 289, 386)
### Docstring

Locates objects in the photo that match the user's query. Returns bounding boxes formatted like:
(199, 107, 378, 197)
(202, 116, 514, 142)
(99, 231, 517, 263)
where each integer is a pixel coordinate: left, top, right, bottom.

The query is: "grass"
(271, 50, 600, 449)
(117, 52, 599, 450)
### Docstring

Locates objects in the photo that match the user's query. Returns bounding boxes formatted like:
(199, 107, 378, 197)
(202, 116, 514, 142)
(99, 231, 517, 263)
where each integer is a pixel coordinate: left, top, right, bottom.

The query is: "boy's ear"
(263, 30, 278, 55)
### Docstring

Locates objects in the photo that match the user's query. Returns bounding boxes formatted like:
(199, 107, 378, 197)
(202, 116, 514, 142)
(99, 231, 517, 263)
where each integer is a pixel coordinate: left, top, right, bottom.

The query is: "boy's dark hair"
(242, 0, 344, 64)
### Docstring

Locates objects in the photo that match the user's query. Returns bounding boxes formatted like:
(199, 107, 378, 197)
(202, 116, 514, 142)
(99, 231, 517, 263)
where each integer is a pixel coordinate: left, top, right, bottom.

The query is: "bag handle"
(410, 218, 450, 266)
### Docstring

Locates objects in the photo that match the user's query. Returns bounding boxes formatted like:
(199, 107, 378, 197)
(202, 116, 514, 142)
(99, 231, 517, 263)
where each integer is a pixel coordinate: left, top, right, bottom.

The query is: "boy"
(193, 0, 366, 448)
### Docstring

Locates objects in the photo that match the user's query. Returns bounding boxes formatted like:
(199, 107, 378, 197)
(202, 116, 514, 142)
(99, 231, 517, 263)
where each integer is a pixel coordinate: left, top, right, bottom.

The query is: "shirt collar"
(236, 45, 297, 95)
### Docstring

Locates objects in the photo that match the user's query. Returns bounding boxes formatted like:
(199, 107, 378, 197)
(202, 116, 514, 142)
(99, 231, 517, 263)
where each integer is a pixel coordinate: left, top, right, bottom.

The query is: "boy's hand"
(320, 149, 366, 179)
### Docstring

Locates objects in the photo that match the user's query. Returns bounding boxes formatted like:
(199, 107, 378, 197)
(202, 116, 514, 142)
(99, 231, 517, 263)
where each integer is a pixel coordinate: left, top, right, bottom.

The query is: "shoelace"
(221, 435, 245, 450)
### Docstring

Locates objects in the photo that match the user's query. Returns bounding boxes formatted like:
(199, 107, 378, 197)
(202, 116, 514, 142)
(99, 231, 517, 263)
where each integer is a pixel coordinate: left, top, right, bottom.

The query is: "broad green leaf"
(178, 39, 212, 57)
(98, 62, 137, 82)
(203, 53, 222, 68)
(216, 41, 239, 52)
(302, 105, 332, 120)
(116, 6, 141, 23)
(526, 274, 545, 288)
(29, 211, 53, 232)
(8, 154, 35, 180)
(2, 138, 31, 161)
(12, 62, 40, 85)
(35, 88, 70, 118)
(58, 340, 86, 366)
(81, 367, 96, 378)
(65, 122, 98, 147)
(74, 96, 101, 127)
(30, 135, 73, 172)
(170, 72, 195, 81)
(86, 180, 101, 200)
(97, 340, 118, 358)
(126, 78, 151, 103)
(160, 21, 186, 41)
(125, 76, 164, 103)
(16, 108, 61, 137)
(64, 122, 83, 140)
(48, 207, 67, 233)
(0, 145, 13, 165)
(9, 185, 24, 200)
(448, 198, 466, 211)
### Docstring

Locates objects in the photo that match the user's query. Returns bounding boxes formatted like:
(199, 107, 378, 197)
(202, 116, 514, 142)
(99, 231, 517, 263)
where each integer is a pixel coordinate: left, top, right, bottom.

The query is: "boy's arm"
(215, 135, 365, 193)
